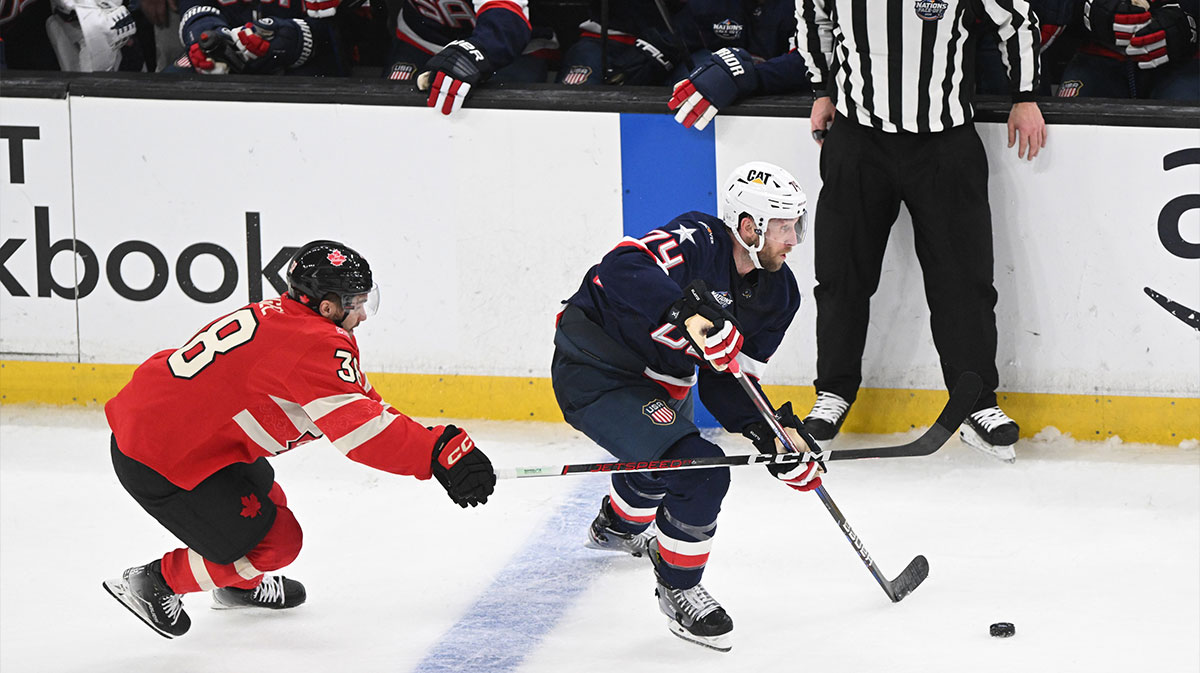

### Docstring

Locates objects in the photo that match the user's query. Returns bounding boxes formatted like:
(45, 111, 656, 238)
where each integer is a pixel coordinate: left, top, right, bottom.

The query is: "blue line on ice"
(411, 480, 621, 673)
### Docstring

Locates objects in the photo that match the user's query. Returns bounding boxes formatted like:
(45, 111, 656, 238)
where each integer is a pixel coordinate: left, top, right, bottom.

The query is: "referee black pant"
(813, 113, 999, 411)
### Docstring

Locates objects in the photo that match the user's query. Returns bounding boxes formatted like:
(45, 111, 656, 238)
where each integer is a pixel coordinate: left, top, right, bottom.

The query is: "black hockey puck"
(990, 622, 1015, 638)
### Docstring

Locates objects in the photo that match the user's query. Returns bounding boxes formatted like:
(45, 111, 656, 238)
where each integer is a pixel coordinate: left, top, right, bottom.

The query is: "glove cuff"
(179, 5, 224, 46)
(292, 18, 313, 67)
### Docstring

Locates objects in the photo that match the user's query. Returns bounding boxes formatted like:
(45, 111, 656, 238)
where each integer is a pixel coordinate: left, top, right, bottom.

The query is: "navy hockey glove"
(742, 402, 824, 492)
(1126, 3, 1198, 69)
(1083, 0, 1153, 50)
(417, 40, 495, 115)
(430, 425, 496, 508)
(666, 280, 744, 372)
(668, 47, 760, 131)
(603, 38, 674, 85)
(229, 18, 314, 74)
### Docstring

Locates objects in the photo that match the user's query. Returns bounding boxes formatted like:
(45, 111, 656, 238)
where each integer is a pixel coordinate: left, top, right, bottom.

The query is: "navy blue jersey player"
(551, 161, 822, 652)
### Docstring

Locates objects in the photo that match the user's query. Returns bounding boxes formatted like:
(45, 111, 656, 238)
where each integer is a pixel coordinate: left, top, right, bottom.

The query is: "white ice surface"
(1, 405, 1197, 673)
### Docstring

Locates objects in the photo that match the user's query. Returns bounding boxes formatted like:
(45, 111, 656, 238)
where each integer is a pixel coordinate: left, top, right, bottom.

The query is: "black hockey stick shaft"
(495, 372, 982, 480)
(726, 358, 938, 602)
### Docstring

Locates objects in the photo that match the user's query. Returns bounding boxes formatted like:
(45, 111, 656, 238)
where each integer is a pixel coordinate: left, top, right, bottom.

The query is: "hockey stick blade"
(883, 555, 929, 603)
(826, 371, 982, 460)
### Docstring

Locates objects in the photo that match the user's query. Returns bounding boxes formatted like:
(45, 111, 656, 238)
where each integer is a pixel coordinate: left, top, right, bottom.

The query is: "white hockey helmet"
(720, 161, 808, 268)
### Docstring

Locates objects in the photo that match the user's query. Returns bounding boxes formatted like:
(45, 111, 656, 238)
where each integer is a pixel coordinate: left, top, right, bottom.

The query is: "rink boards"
(0, 96, 1197, 443)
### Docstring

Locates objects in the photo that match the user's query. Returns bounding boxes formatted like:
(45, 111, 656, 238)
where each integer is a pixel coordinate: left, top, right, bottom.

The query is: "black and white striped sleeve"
(794, 0, 835, 96)
(978, 0, 1041, 101)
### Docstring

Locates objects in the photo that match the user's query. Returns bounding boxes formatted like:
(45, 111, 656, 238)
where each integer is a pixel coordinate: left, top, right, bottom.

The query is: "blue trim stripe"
(618, 113, 720, 429)
(409, 481, 621, 673)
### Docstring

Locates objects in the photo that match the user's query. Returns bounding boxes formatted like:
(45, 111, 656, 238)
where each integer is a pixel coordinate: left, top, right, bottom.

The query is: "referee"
(794, 0, 1046, 463)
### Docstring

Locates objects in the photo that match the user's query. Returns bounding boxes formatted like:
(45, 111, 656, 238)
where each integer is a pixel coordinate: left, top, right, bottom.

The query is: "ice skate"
(212, 575, 306, 610)
(803, 391, 851, 444)
(584, 496, 653, 558)
(649, 540, 732, 652)
(960, 406, 1019, 463)
(102, 560, 191, 638)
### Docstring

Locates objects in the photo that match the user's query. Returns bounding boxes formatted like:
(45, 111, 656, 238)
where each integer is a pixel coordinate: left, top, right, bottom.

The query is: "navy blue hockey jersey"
(564, 211, 802, 432)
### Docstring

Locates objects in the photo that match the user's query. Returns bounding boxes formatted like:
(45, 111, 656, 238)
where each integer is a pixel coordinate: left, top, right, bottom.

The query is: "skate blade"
(959, 426, 1017, 463)
(667, 620, 732, 652)
(103, 578, 178, 639)
(583, 532, 648, 558)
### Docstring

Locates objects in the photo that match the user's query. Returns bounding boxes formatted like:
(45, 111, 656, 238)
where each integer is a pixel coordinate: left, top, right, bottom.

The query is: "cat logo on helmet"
(721, 161, 809, 270)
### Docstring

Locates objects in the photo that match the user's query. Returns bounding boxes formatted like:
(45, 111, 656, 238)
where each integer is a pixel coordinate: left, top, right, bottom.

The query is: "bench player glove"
(1125, 3, 1198, 69)
(1083, 0, 1153, 49)
(668, 47, 760, 131)
(430, 425, 496, 508)
(302, 0, 338, 18)
(188, 28, 243, 74)
(666, 280, 744, 372)
(417, 40, 495, 115)
(229, 18, 314, 73)
(742, 402, 824, 492)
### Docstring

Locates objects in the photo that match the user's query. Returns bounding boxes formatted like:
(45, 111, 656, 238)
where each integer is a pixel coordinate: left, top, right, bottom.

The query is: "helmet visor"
(761, 214, 808, 246)
(343, 284, 380, 318)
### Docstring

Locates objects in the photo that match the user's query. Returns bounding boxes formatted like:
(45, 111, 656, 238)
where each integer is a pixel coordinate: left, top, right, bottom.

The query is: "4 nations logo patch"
(712, 19, 743, 40)
(643, 399, 676, 426)
(913, 0, 949, 20)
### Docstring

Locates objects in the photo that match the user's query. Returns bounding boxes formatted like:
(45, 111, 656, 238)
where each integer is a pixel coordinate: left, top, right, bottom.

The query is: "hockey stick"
(495, 371, 982, 481)
(727, 361, 981, 603)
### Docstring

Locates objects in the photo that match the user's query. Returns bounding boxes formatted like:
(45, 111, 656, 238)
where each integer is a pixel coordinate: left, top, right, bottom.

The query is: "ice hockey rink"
(1, 405, 1196, 673)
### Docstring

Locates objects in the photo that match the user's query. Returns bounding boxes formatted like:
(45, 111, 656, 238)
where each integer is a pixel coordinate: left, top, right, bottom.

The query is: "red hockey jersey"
(106, 296, 437, 490)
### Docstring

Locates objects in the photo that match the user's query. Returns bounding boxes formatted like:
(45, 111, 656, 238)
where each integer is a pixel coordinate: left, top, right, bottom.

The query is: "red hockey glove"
(666, 280, 744, 371)
(1125, 4, 1198, 69)
(416, 40, 495, 115)
(430, 425, 496, 508)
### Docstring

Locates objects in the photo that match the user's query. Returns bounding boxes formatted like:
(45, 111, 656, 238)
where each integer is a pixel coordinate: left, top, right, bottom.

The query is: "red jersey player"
(102, 240, 496, 639)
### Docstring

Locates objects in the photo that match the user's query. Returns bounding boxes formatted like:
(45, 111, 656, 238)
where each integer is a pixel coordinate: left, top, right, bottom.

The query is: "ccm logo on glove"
(438, 434, 475, 468)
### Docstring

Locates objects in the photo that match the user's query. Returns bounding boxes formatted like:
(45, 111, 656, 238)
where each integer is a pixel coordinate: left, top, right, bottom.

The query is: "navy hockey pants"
(552, 305, 730, 589)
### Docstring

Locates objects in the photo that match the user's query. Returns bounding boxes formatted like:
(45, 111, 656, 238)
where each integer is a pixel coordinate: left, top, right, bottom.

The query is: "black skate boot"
(584, 496, 653, 558)
(103, 559, 191, 638)
(649, 540, 733, 652)
(212, 575, 306, 610)
(803, 391, 851, 444)
(960, 406, 1019, 463)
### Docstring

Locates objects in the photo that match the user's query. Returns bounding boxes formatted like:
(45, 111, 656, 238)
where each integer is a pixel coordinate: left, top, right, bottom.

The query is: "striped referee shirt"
(795, 0, 1040, 133)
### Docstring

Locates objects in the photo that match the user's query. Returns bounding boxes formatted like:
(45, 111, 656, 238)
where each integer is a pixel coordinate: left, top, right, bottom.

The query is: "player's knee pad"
(661, 434, 730, 503)
(245, 504, 303, 571)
